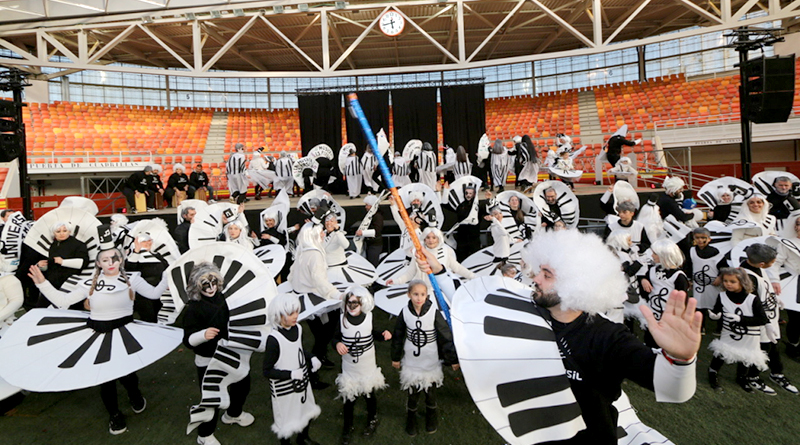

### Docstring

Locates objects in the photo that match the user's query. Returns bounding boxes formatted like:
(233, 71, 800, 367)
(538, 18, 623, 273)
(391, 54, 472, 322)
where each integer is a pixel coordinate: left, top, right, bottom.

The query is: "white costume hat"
(662, 176, 685, 195)
(364, 195, 379, 207)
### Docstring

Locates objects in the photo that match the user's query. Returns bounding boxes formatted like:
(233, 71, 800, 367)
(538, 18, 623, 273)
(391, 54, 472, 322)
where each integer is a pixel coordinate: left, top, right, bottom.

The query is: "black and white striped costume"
(344, 156, 362, 198)
(453, 161, 472, 180)
(393, 156, 411, 187)
(274, 156, 295, 193)
(361, 152, 380, 192)
(490, 151, 509, 189)
(417, 150, 438, 191)
(226, 152, 248, 197)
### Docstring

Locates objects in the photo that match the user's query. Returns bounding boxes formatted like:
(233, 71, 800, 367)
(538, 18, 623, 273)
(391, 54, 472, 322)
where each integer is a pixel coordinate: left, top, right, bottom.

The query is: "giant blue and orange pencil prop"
(347, 93, 452, 326)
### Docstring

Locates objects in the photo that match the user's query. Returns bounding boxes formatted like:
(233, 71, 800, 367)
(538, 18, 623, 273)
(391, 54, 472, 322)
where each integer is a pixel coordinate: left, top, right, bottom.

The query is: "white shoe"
(221, 411, 254, 427)
(197, 434, 221, 445)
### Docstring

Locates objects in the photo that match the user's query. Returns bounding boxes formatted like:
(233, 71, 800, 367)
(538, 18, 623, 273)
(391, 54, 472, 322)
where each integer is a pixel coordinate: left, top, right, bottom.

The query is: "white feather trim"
(708, 339, 769, 371)
(399, 362, 444, 391)
(336, 367, 387, 402)
(271, 404, 321, 439)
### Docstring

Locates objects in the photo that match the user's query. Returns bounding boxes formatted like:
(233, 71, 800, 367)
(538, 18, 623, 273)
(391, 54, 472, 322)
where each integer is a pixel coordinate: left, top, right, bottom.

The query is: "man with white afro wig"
(418, 229, 703, 444)
(657, 175, 695, 227)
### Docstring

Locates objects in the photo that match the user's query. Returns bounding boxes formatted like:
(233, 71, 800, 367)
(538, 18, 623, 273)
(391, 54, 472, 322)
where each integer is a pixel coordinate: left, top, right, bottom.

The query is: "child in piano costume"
(333, 286, 390, 444)
(263, 293, 322, 445)
(183, 262, 256, 445)
(26, 225, 174, 435)
(640, 239, 690, 348)
(391, 280, 459, 437)
(707, 267, 769, 393)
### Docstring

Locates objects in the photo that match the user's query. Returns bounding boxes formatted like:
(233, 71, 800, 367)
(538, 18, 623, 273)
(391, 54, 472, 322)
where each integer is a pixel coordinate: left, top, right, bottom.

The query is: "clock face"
(379, 10, 405, 37)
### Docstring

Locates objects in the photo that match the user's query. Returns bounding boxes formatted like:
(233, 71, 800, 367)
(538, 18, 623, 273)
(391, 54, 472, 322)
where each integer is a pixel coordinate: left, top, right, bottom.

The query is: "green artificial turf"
(3, 309, 800, 444)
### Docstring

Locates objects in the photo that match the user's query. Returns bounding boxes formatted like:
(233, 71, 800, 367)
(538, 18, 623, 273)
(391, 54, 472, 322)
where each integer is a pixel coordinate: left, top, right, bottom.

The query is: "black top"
(390, 299, 458, 366)
(47, 236, 89, 289)
(365, 211, 383, 247)
(657, 193, 694, 223)
(544, 312, 658, 445)
(190, 171, 210, 188)
(167, 173, 190, 191)
(710, 203, 731, 222)
(127, 171, 150, 193)
(182, 292, 230, 359)
(125, 251, 168, 286)
(258, 226, 287, 247)
(174, 221, 191, 254)
(606, 135, 637, 157)
(766, 190, 800, 220)
(148, 174, 163, 192)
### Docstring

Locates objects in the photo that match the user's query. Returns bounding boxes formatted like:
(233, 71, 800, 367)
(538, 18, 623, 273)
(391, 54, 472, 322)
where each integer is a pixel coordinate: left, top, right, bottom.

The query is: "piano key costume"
(182, 262, 255, 444)
(263, 293, 322, 444)
(417, 142, 438, 191)
(226, 143, 249, 204)
(332, 287, 388, 442)
(391, 280, 458, 436)
(2, 225, 179, 435)
(274, 152, 295, 194)
(343, 149, 363, 199)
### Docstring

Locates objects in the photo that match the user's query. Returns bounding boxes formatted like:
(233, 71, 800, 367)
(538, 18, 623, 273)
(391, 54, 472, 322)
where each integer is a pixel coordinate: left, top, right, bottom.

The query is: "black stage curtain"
(298, 93, 342, 156)
(345, 90, 390, 156)
(440, 85, 486, 160)
(391, 87, 438, 153)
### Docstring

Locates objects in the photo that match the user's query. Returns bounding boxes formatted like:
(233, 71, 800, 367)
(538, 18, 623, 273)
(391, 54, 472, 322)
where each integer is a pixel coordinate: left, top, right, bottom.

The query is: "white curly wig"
(340, 285, 375, 314)
(522, 230, 627, 314)
(662, 176, 685, 195)
(268, 293, 302, 328)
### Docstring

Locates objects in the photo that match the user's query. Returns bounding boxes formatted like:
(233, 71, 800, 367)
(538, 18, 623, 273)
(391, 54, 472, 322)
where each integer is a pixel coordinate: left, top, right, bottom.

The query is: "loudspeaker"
(745, 55, 796, 124)
(0, 133, 22, 162)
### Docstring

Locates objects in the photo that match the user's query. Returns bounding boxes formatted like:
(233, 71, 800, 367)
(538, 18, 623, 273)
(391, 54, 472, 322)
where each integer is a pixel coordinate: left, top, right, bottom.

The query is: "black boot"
(254, 185, 263, 200)
(297, 424, 320, 445)
(363, 417, 378, 437)
(425, 405, 438, 434)
(405, 410, 417, 437)
(708, 369, 723, 392)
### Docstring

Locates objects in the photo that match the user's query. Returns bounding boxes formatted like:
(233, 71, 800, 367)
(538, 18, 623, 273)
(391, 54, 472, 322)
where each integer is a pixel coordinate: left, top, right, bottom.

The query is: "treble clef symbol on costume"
(651, 287, 670, 320)
(93, 278, 115, 292)
(349, 330, 364, 364)
(693, 265, 714, 294)
(763, 292, 778, 320)
(295, 349, 308, 403)
(729, 307, 747, 341)
(409, 320, 426, 357)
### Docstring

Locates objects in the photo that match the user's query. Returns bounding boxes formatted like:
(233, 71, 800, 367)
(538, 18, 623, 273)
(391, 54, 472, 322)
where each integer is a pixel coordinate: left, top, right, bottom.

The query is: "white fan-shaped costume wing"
(698, 177, 754, 208)
(292, 156, 318, 187)
(477, 134, 491, 163)
(727, 236, 772, 269)
(451, 277, 585, 444)
(704, 220, 734, 255)
(126, 218, 181, 263)
(24, 206, 102, 258)
(752, 171, 800, 197)
(178, 199, 210, 224)
(59, 196, 99, 216)
(462, 242, 525, 277)
(493, 190, 541, 240)
(397, 183, 444, 230)
(188, 203, 248, 249)
(308, 143, 334, 160)
(0, 211, 31, 273)
(375, 248, 410, 286)
(275, 281, 344, 322)
(403, 139, 422, 161)
(253, 244, 287, 278)
(444, 176, 483, 212)
(0, 308, 182, 392)
(338, 143, 356, 172)
(297, 189, 346, 229)
(166, 243, 276, 319)
(612, 181, 640, 210)
(328, 251, 377, 287)
(532, 181, 580, 229)
(767, 235, 800, 312)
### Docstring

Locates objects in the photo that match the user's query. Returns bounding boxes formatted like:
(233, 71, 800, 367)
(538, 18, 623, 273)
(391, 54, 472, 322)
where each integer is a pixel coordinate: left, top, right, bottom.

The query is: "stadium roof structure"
(0, 0, 798, 79)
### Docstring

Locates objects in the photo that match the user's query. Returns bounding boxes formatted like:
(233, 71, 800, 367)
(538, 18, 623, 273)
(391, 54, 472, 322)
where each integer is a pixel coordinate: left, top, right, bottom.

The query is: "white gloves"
(708, 312, 721, 320)
(311, 357, 322, 373)
(766, 324, 779, 344)
(723, 313, 741, 323)
(290, 369, 304, 381)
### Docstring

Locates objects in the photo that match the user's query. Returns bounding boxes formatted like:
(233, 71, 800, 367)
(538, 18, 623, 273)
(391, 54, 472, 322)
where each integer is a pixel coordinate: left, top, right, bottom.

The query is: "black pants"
(343, 391, 378, 430)
(366, 244, 382, 267)
(122, 187, 154, 209)
(133, 298, 163, 323)
(709, 356, 753, 379)
(195, 365, 251, 438)
(786, 310, 800, 347)
(100, 372, 143, 416)
(407, 385, 436, 412)
(762, 341, 783, 375)
(306, 314, 336, 360)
